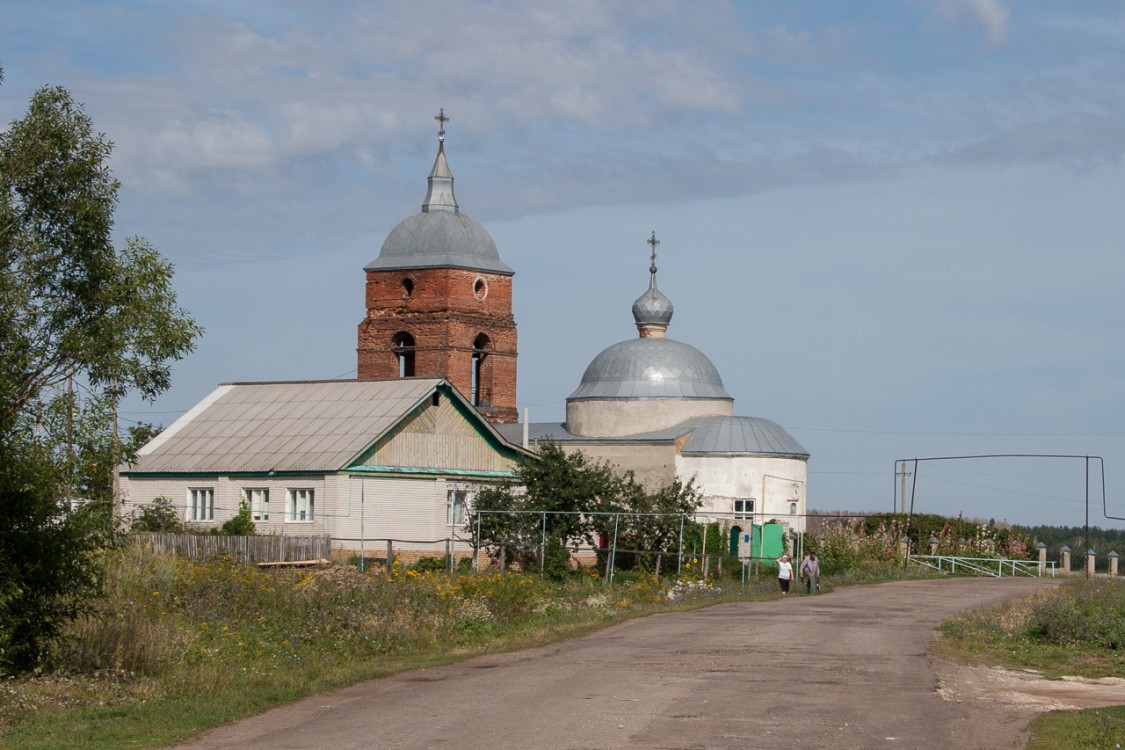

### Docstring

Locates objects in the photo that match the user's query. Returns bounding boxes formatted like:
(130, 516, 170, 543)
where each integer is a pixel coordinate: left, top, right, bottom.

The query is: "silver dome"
(632, 286, 673, 327)
(365, 134, 513, 276)
(365, 211, 513, 274)
(568, 337, 733, 401)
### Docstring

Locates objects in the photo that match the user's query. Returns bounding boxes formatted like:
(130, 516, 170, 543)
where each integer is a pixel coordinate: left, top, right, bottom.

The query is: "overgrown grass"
(0, 547, 785, 749)
(938, 577, 1125, 748)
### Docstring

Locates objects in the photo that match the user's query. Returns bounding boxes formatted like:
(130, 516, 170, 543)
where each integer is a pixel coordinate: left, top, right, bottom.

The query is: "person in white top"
(777, 554, 794, 596)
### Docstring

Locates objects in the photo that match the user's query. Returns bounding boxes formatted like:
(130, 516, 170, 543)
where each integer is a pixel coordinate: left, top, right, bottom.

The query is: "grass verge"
(1, 548, 794, 750)
(937, 577, 1125, 749)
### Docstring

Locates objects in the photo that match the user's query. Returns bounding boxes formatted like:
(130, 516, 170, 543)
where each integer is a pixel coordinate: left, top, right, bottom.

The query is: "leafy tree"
(614, 478, 701, 571)
(471, 443, 701, 577)
(472, 443, 622, 572)
(0, 75, 201, 672)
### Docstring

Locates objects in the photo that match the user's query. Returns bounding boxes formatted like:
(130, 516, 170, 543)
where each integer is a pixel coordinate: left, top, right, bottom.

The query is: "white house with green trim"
(117, 378, 534, 558)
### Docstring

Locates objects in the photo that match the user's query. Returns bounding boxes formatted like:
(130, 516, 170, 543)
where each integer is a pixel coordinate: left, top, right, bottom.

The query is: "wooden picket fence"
(132, 532, 331, 564)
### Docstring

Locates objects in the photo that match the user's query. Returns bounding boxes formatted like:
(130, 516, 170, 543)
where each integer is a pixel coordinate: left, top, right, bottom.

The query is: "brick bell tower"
(357, 111, 517, 423)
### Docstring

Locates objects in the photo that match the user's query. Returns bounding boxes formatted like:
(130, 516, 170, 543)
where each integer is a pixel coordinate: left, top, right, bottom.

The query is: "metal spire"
(422, 108, 458, 213)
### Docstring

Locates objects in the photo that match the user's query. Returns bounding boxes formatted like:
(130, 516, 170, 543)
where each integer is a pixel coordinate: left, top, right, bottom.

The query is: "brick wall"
(358, 267, 518, 423)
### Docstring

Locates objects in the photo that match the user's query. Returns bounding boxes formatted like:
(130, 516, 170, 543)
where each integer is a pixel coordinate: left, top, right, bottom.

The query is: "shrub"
(1025, 579, 1125, 649)
(412, 556, 448, 573)
(130, 497, 184, 533)
(218, 502, 256, 536)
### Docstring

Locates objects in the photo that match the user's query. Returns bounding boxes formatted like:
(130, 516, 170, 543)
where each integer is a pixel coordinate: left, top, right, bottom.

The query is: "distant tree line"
(1015, 524, 1125, 561)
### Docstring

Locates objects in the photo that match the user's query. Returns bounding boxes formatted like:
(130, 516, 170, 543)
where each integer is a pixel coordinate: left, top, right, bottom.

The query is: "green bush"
(542, 537, 572, 581)
(130, 497, 184, 533)
(218, 502, 256, 536)
(412, 556, 448, 573)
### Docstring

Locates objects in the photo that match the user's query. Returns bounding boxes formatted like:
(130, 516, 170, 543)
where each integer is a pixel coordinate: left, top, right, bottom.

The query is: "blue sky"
(4, 1, 1124, 528)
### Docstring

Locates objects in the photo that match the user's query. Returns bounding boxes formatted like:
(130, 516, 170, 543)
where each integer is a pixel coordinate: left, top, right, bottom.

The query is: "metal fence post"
(540, 512, 547, 577)
(677, 514, 685, 576)
(608, 513, 621, 585)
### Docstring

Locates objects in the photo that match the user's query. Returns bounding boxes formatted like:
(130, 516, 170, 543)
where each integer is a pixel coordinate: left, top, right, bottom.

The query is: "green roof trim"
(118, 470, 329, 479)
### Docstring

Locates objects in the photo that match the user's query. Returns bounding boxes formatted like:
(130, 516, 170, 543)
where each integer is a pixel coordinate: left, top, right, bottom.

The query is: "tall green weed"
(1025, 578, 1125, 649)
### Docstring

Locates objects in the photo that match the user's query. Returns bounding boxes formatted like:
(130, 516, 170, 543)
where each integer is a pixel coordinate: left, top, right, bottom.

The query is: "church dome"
(365, 120, 513, 276)
(568, 337, 732, 401)
(367, 211, 512, 274)
(565, 233, 733, 437)
(632, 285, 673, 327)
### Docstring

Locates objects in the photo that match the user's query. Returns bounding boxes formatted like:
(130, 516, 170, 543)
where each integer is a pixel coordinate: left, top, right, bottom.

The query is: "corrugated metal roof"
(127, 379, 445, 474)
(496, 415, 808, 458)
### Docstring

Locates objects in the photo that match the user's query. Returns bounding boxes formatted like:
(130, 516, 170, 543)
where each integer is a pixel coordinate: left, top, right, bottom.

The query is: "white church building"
(498, 233, 809, 554)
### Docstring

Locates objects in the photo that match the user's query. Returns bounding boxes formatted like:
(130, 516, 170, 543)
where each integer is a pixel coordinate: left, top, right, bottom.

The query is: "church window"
(286, 489, 314, 522)
(733, 499, 754, 519)
(471, 334, 490, 405)
(789, 502, 798, 515)
(401, 277, 414, 297)
(473, 277, 488, 300)
(188, 488, 214, 521)
(392, 332, 416, 377)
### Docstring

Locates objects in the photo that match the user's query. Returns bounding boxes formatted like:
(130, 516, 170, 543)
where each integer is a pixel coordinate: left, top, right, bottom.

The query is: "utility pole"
(896, 462, 912, 515)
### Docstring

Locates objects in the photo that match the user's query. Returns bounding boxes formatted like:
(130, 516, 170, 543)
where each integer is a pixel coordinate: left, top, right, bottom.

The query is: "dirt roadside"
(169, 577, 1116, 750)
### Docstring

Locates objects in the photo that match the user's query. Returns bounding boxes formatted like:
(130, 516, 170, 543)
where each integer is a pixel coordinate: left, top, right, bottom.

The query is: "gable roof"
(125, 378, 528, 475)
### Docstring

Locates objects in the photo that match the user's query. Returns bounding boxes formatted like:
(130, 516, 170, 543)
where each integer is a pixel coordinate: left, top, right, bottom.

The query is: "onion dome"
(632, 231, 673, 335)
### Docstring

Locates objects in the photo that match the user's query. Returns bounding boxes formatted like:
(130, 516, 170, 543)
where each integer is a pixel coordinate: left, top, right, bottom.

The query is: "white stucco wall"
(676, 454, 808, 534)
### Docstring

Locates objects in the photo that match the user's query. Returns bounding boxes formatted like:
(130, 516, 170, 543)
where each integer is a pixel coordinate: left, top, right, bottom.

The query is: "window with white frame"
(447, 486, 471, 526)
(789, 502, 798, 515)
(286, 489, 314, 522)
(733, 499, 755, 519)
(244, 488, 269, 522)
(188, 488, 214, 521)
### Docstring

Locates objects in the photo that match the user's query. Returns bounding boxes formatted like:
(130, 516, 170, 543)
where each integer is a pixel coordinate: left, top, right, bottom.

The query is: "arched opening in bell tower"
(392, 332, 416, 377)
(471, 333, 491, 406)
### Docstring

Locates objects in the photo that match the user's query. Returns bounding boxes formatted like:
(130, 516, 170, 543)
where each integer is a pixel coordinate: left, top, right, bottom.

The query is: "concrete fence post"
(1036, 542, 1047, 576)
(1086, 549, 1097, 577)
(1109, 551, 1119, 577)
(1060, 545, 1071, 573)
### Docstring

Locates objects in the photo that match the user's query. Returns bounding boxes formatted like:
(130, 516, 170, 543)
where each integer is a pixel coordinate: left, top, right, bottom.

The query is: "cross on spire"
(435, 108, 449, 142)
(647, 231, 660, 274)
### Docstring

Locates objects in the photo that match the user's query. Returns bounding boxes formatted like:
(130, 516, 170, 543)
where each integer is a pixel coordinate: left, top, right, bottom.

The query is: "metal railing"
(909, 554, 1056, 578)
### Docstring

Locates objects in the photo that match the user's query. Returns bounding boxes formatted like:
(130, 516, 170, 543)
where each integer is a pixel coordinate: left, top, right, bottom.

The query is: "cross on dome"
(435, 108, 449, 142)
(632, 231, 673, 337)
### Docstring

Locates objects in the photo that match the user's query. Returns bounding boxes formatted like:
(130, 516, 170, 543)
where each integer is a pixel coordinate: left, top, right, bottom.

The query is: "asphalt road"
(169, 577, 1056, 750)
